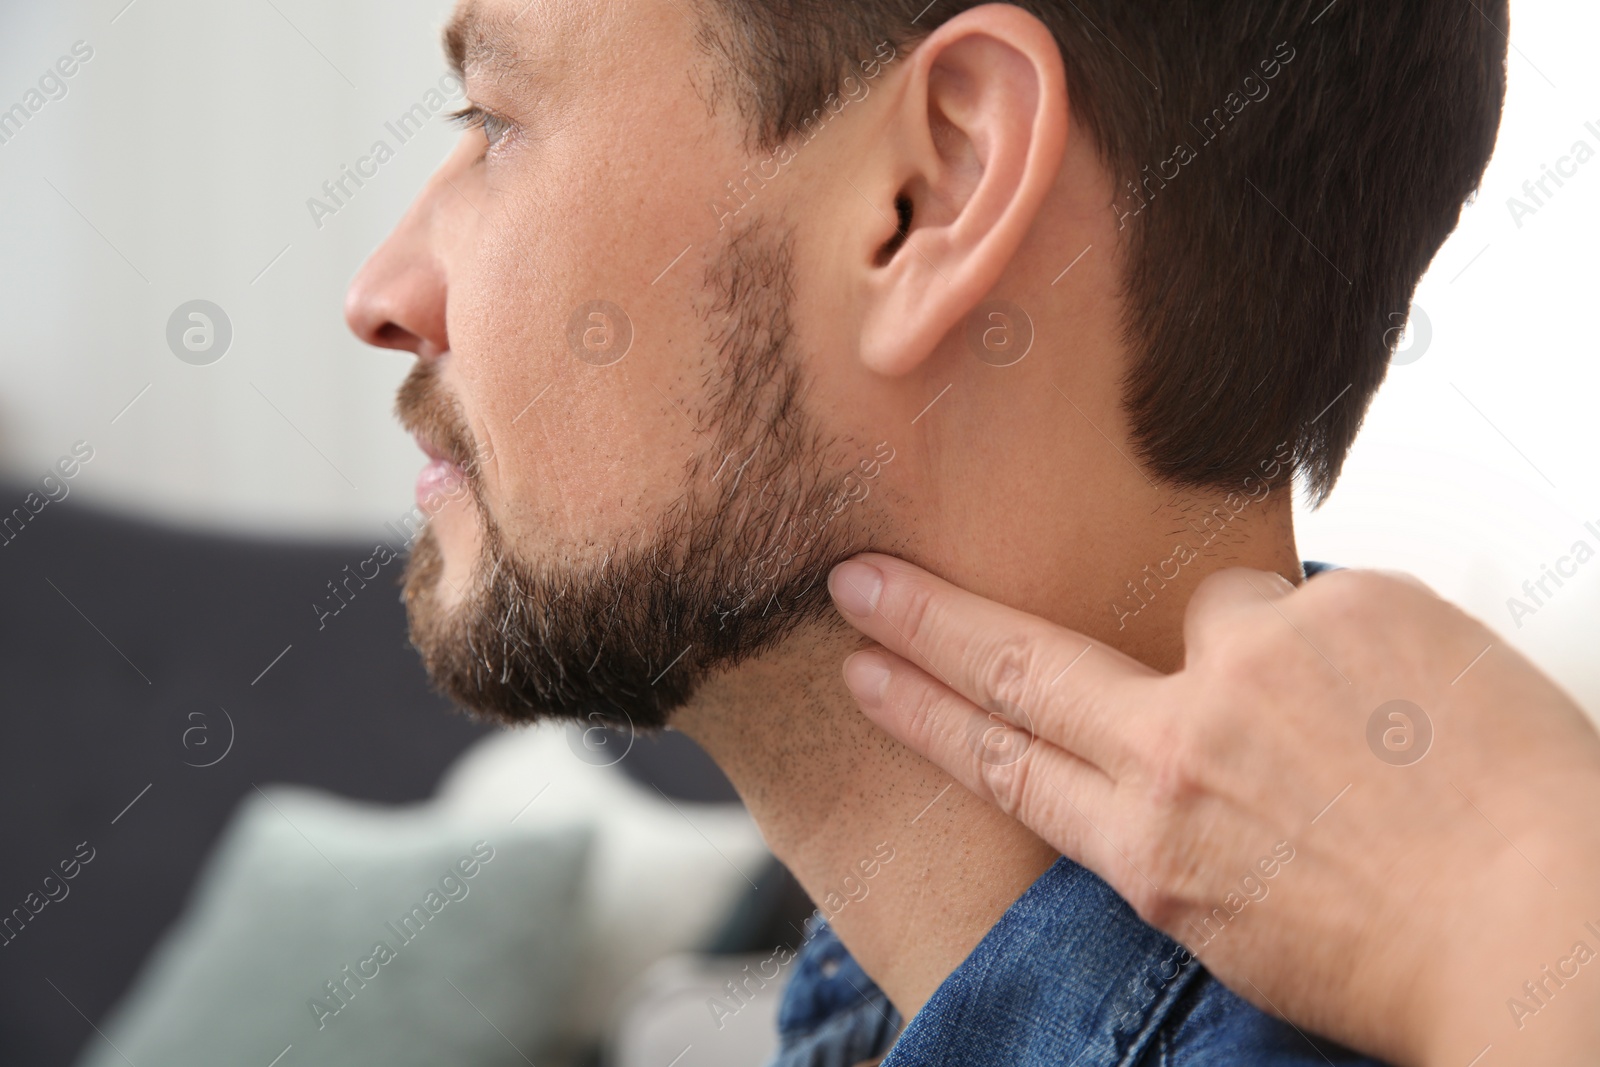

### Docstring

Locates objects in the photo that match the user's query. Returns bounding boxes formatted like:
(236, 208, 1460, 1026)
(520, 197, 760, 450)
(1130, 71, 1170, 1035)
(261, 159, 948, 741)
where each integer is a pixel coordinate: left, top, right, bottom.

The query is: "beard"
(398, 220, 881, 733)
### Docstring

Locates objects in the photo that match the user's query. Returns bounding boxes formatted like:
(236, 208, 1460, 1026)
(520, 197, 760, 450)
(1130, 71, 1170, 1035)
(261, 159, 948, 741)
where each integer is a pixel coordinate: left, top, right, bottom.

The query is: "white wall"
(1295, 2, 1600, 710)
(1, 1, 1596, 707)
(0, 0, 459, 536)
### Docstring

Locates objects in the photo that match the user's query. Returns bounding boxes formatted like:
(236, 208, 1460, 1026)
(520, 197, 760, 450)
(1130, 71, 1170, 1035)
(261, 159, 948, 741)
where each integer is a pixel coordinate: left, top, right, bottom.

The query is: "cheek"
(444, 197, 710, 556)
(437, 83, 775, 561)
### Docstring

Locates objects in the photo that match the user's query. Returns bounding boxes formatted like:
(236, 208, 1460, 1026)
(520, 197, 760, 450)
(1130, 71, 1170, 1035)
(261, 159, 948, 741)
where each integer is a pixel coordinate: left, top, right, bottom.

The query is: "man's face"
(345, 0, 898, 729)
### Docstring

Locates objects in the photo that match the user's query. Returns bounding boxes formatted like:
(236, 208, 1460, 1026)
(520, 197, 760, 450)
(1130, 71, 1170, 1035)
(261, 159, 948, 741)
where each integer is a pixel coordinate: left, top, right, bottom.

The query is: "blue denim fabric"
(772, 915, 903, 1067)
(770, 860, 1383, 1067)
(769, 560, 1379, 1067)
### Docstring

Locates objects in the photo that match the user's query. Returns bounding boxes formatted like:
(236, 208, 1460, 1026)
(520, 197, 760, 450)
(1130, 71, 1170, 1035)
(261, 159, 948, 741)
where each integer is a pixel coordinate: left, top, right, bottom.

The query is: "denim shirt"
(769, 859, 1383, 1067)
(769, 562, 1382, 1067)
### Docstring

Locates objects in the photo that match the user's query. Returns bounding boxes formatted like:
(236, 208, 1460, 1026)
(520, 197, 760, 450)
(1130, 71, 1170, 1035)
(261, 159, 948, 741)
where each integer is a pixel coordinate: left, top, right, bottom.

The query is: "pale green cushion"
(76, 785, 592, 1067)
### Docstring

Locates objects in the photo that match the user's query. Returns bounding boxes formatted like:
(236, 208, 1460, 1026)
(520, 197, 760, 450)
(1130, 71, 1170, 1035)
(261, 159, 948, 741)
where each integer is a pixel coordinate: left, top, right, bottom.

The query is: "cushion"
(75, 784, 592, 1067)
(433, 723, 772, 1046)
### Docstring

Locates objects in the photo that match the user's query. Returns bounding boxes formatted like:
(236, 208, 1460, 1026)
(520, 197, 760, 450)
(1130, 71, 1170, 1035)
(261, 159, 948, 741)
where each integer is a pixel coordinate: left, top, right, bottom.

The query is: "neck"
(677, 489, 1301, 1018)
(680, 622, 1059, 1016)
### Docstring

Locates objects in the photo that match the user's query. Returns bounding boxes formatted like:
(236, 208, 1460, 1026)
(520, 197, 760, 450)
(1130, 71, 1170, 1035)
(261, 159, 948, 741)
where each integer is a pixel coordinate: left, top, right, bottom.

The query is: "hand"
(828, 555, 1600, 1067)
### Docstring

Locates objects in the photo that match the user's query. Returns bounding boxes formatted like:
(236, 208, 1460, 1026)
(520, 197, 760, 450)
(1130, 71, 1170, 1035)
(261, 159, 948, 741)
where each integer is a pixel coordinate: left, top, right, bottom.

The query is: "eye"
(448, 104, 514, 151)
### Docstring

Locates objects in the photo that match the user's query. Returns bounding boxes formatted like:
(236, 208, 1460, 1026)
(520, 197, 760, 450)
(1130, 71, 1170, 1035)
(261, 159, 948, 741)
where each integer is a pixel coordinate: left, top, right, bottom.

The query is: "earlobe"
(855, 7, 1067, 378)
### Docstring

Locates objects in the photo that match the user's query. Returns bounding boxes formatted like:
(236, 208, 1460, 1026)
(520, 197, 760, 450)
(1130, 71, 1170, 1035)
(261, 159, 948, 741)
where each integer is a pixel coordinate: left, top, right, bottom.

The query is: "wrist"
(1426, 975, 1600, 1067)
(1419, 823, 1600, 1066)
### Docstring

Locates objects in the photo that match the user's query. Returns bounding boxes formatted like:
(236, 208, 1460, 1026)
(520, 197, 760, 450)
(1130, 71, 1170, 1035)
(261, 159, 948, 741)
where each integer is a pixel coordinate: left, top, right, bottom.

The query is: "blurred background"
(1, 0, 1596, 1064)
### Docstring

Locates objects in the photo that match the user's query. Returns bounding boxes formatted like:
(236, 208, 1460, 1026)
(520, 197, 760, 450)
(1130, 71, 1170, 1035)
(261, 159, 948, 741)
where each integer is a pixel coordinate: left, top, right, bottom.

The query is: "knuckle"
(980, 635, 1039, 713)
(1217, 611, 1285, 671)
(1125, 805, 1179, 872)
(1143, 725, 1203, 811)
(1196, 616, 1306, 700)
(1121, 820, 1200, 923)
(1299, 568, 1480, 677)
(977, 737, 1036, 819)
(1299, 567, 1406, 631)
(1126, 877, 1183, 930)
(1367, 567, 1439, 598)
(1307, 568, 1377, 614)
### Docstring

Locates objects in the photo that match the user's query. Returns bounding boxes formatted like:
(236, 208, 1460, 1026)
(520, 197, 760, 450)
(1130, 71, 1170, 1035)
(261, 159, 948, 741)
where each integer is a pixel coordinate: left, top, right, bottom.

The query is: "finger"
(1181, 566, 1295, 660)
(1365, 568, 1441, 598)
(842, 647, 1124, 872)
(828, 553, 1156, 769)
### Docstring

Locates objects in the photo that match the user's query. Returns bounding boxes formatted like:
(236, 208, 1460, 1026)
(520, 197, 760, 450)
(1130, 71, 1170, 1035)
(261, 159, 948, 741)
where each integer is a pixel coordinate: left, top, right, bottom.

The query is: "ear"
(855, 5, 1067, 377)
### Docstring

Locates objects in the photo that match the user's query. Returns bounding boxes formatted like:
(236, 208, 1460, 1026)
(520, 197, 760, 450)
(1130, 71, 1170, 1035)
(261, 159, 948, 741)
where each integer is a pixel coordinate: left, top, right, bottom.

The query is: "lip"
(416, 455, 468, 511)
(413, 434, 471, 511)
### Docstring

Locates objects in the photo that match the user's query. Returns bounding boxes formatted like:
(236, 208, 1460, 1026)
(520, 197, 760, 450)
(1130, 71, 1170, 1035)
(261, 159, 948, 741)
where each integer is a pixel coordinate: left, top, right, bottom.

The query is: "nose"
(344, 139, 479, 357)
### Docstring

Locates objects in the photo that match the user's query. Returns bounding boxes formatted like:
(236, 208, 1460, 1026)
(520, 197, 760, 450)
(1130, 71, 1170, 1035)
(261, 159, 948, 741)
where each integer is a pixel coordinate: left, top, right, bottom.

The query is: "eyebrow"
(442, 2, 525, 82)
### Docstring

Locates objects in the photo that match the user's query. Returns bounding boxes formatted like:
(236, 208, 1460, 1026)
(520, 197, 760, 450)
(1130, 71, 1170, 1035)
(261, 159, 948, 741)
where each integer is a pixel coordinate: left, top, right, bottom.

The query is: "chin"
(418, 495, 483, 608)
(398, 476, 866, 732)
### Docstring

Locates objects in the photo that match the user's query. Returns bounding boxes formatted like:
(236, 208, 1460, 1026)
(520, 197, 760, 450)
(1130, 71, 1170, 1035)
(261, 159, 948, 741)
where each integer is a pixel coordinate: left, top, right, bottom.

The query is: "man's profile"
(343, 0, 1507, 1062)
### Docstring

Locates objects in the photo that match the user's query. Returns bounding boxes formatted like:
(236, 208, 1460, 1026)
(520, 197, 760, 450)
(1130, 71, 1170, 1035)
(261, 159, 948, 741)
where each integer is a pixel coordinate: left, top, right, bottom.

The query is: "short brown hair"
(698, 1, 1508, 501)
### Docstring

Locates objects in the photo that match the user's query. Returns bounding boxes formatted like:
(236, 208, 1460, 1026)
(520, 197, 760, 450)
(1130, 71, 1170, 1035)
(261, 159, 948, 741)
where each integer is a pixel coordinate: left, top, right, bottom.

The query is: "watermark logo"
(167, 300, 232, 366)
(707, 42, 898, 231)
(707, 841, 895, 1031)
(567, 300, 632, 366)
(1366, 699, 1432, 766)
(0, 840, 95, 951)
(181, 707, 236, 769)
(1114, 41, 1297, 230)
(309, 841, 496, 1030)
(1505, 521, 1600, 630)
(1182, 841, 1297, 950)
(965, 299, 1034, 367)
(1506, 920, 1600, 1032)
(974, 699, 1035, 768)
(1385, 305, 1432, 366)
(565, 710, 635, 768)
(1505, 119, 1600, 231)
(0, 440, 95, 551)
(306, 73, 465, 231)
(0, 40, 94, 148)
(1112, 440, 1293, 631)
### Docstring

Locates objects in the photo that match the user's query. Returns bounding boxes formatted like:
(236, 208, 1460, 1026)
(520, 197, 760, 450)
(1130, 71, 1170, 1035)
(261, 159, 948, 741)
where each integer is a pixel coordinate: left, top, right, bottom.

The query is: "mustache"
(394, 362, 487, 481)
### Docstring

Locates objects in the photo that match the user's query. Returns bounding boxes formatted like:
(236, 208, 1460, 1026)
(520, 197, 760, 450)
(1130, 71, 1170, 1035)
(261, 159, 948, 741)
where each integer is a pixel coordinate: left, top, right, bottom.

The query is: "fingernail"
(829, 561, 884, 618)
(842, 651, 892, 707)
